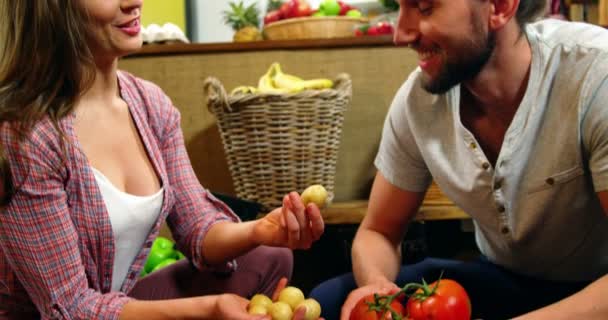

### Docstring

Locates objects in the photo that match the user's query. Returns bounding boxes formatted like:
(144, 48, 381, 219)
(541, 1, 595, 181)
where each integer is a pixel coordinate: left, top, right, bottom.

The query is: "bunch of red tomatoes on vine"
(350, 274, 472, 320)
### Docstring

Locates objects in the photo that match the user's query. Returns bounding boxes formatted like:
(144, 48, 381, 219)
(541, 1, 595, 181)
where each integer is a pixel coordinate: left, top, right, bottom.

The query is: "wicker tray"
(203, 74, 352, 210)
(263, 16, 368, 40)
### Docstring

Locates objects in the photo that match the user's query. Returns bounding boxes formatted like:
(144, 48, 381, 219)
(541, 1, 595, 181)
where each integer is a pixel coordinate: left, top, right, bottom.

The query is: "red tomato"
(406, 279, 471, 320)
(366, 26, 380, 36)
(349, 294, 406, 320)
(376, 22, 394, 35)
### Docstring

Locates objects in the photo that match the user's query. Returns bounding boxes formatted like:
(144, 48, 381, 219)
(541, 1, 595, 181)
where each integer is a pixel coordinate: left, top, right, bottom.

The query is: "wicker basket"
(263, 16, 368, 40)
(203, 74, 352, 211)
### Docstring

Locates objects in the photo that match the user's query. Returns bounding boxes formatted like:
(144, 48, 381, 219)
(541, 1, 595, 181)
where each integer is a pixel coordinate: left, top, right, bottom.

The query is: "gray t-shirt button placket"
(494, 180, 502, 190)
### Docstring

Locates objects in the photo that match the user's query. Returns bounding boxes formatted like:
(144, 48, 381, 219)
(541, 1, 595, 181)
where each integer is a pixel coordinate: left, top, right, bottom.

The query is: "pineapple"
(223, 1, 262, 42)
(267, 0, 284, 11)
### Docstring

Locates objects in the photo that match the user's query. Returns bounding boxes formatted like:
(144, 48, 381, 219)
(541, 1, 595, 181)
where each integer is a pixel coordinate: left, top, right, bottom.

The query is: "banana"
(273, 63, 333, 91)
(251, 62, 334, 94)
(230, 86, 258, 95)
(273, 63, 305, 93)
(299, 78, 334, 90)
(257, 63, 292, 94)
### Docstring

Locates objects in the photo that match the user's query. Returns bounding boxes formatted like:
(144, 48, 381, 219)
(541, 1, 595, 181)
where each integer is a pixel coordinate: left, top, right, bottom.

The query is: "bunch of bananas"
(231, 63, 334, 95)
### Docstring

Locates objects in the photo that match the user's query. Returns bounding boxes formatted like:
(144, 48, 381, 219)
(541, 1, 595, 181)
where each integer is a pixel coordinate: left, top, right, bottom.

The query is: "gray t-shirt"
(375, 19, 608, 282)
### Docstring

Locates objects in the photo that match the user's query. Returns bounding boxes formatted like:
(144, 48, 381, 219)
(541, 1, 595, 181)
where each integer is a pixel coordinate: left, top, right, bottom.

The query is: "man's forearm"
(351, 227, 402, 287)
(513, 274, 608, 320)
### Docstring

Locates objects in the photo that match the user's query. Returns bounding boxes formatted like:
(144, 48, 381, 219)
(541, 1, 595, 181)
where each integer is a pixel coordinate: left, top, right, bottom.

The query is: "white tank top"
(91, 167, 164, 291)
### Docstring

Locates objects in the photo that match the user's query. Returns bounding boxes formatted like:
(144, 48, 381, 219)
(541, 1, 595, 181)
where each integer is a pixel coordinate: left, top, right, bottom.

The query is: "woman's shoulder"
(117, 70, 181, 138)
(117, 70, 172, 106)
(0, 118, 69, 171)
(118, 70, 178, 114)
(117, 70, 161, 91)
(0, 117, 65, 148)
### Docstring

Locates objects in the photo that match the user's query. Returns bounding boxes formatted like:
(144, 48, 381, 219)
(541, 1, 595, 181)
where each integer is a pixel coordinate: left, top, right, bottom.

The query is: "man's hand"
(252, 192, 325, 249)
(340, 282, 401, 320)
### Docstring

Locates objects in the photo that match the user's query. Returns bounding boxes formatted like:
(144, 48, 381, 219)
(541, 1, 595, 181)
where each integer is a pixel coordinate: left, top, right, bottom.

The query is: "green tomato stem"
(365, 270, 448, 316)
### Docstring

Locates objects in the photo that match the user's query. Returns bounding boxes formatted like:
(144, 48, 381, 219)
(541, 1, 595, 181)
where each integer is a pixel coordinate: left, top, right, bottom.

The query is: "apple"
(279, 1, 296, 19)
(338, 1, 352, 16)
(264, 10, 282, 25)
(151, 258, 178, 272)
(293, 0, 313, 17)
(144, 236, 177, 273)
(346, 9, 362, 18)
(319, 0, 341, 16)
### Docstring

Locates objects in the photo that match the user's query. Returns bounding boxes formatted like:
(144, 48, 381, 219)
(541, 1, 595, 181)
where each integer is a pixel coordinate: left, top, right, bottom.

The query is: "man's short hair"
(516, 0, 548, 29)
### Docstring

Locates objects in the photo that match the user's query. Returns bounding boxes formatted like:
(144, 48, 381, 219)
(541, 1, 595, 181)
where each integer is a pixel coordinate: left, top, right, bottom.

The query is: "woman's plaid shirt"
(0, 71, 238, 319)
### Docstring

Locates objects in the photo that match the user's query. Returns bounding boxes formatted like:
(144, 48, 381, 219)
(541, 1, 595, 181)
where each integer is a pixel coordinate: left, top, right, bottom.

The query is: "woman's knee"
(244, 246, 294, 279)
(266, 246, 293, 279)
(237, 246, 293, 296)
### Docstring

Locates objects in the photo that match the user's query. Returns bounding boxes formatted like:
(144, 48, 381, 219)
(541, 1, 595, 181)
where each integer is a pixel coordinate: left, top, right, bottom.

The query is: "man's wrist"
(358, 273, 393, 287)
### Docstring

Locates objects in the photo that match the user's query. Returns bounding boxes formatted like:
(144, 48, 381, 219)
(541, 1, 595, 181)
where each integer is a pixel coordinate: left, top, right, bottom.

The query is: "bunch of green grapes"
(248, 286, 322, 320)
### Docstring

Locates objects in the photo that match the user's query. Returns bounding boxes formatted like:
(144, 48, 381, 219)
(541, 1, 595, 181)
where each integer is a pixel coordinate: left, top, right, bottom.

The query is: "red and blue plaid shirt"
(0, 71, 238, 319)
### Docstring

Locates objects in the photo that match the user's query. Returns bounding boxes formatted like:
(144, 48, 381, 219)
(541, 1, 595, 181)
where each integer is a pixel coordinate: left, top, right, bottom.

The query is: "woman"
(0, 1, 324, 319)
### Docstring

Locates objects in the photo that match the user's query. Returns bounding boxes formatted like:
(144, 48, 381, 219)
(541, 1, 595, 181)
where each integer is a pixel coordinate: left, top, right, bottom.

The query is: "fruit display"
(349, 276, 472, 320)
(223, 1, 263, 42)
(264, 0, 362, 26)
(248, 286, 322, 320)
(230, 62, 333, 95)
(140, 236, 186, 277)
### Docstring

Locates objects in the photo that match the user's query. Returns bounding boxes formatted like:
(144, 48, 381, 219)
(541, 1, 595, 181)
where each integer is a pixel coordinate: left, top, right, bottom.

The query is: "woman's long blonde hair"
(0, 0, 96, 205)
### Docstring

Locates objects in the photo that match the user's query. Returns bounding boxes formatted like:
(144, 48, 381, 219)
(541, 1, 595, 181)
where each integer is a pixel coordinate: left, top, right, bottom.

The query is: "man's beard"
(422, 22, 496, 94)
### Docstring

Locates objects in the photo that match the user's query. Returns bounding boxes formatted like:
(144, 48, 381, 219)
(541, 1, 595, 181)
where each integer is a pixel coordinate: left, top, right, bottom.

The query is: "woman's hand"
(252, 192, 325, 249)
(212, 293, 270, 320)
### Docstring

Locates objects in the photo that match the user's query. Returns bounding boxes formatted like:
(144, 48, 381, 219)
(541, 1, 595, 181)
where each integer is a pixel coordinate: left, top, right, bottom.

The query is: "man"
(309, 0, 608, 319)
